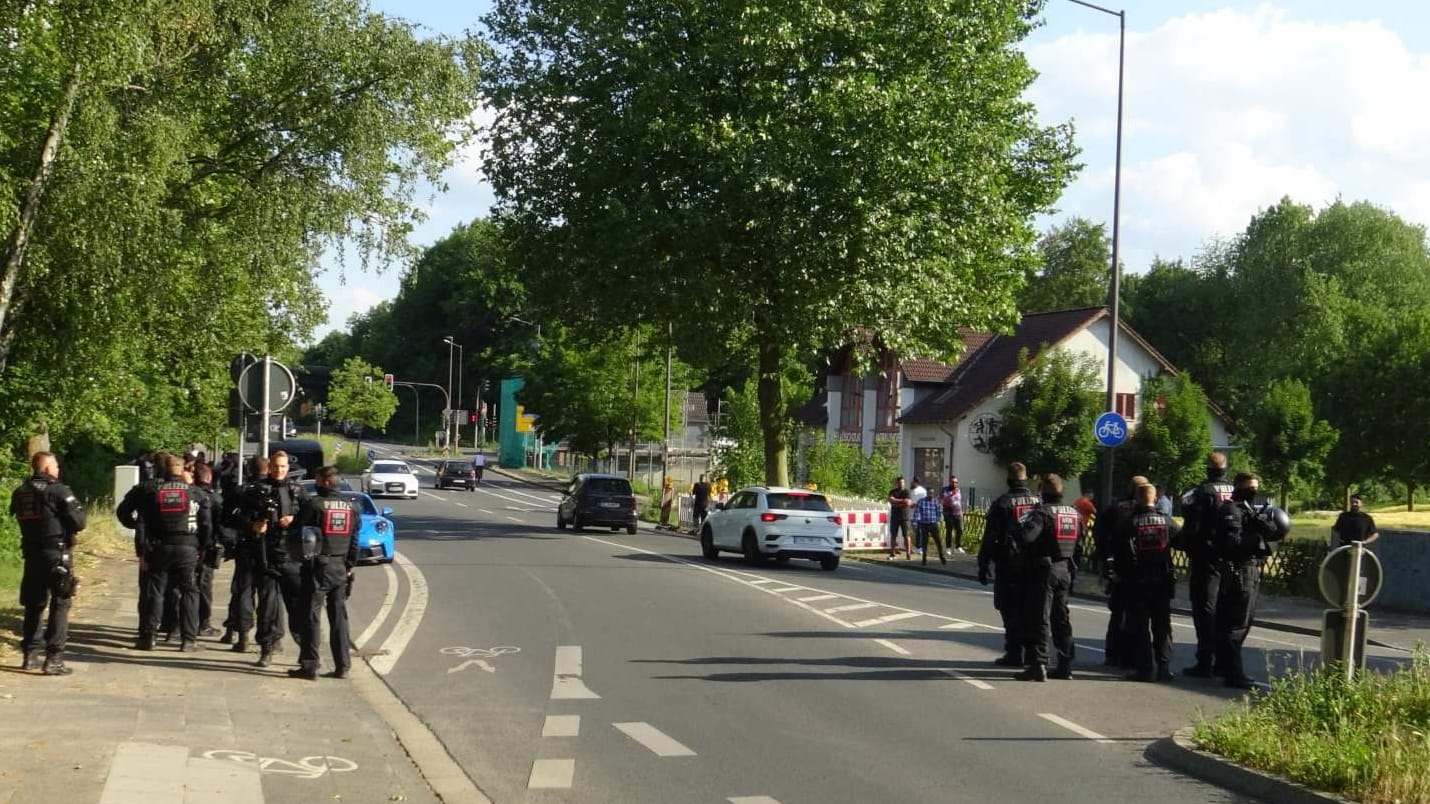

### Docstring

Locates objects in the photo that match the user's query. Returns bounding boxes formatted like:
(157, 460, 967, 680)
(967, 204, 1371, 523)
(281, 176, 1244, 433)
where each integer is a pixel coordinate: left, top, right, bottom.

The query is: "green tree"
(1245, 379, 1338, 509)
(482, 0, 1080, 486)
(1124, 373, 1214, 496)
(326, 357, 399, 451)
(991, 348, 1102, 480)
(1018, 217, 1111, 314)
(711, 383, 766, 489)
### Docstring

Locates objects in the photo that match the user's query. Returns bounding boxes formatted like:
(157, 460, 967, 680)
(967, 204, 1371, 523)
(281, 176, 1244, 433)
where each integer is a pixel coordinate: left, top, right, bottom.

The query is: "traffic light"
(383, 373, 394, 391)
(468, 411, 478, 425)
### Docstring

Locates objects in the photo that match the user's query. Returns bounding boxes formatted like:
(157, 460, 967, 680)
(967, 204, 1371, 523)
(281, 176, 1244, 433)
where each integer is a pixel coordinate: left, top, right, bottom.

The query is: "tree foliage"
(481, 0, 1080, 485)
(1245, 379, 1338, 509)
(0, 0, 482, 493)
(326, 357, 399, 448)
(1018, 217, 1111, 314)
(1124, 373, 1214, 495)
(991, 347, 1102, 480)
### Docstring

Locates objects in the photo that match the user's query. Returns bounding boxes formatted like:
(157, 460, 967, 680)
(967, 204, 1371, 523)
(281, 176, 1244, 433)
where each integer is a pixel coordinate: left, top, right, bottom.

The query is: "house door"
(914, 448, 944, 484)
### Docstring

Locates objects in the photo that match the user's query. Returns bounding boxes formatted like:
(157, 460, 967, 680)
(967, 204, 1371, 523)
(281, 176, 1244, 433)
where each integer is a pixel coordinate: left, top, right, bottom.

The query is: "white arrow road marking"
(447, 659, 495, 674)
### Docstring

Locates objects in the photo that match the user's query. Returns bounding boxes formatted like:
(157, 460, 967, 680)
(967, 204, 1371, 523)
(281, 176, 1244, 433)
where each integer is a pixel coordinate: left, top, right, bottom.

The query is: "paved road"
(344, 443, 1335, 803)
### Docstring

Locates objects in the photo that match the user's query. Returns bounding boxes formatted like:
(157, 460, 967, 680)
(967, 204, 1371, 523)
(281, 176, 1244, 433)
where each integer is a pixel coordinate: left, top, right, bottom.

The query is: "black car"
(557, 474, 638, 534)
(436, 460, 477, 490)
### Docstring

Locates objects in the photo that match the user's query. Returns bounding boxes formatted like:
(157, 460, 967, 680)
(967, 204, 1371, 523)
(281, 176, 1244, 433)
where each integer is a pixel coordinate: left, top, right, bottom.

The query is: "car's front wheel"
(819, 555, 840, 572)
(700, 527, 718, 560)
(556, 512, 567, 530)
(572, 514, 584, 532)
(626, 524, 637, 535)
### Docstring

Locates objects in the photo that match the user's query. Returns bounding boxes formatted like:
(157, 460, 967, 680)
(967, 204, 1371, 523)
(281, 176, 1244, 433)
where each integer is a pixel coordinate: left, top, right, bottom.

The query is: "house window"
(840, 375, 863, 430)
(1116, 392, 1137, 420)
(876, 359, 899, 431)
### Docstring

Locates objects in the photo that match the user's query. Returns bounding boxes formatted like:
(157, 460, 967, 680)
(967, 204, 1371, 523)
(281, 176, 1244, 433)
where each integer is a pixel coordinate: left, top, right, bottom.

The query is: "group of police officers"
(10, 447, 360, 680)
(977, 451, 1291, 688)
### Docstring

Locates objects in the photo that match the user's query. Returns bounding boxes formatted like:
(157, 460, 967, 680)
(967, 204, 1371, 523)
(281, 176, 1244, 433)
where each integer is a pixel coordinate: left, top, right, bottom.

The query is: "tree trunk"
(756, 334, 788, 487)
(0, 63, 81, 371)
(1408, 481, 1417, 513)
(1279, 485, 1288, 511)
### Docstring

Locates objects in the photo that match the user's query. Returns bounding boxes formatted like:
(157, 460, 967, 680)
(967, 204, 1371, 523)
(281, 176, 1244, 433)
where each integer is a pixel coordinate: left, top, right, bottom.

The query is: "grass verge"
(1194, 652, 1430, 804)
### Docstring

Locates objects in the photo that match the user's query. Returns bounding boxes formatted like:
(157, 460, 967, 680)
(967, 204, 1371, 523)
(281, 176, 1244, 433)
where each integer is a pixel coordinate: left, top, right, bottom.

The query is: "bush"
(1196, 651, 1430, 803)
(802, 440, 897, 502)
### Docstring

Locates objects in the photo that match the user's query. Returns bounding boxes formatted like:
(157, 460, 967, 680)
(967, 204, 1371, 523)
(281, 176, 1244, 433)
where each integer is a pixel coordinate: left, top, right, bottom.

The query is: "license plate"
(600, 501, 620, 508)
(793, 536, 819, 544)
(386, 483, 403, 491)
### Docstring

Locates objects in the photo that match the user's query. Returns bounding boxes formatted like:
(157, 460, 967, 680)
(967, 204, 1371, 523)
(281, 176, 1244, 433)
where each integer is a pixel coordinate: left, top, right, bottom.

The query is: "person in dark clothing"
(1213, 472, 1287, 689)
(1093, 475, 1148, 668)
(1181, 451, 1236, 677)
(1015, 473, 1083, 682)
(1331, 495, 1379, 548)
(1117, 483, 1181, 683)
(940, 476, 965, 554)
(133, 455, 212, 652)
(252, 450, 308, 667)
(886, 477, 913, 560)
(117, 453, 164, 637)
(10, 452, 87, 675)
(290, 467, 360, 680)
(192, 464, 224, 637)
(977, 463, 1042, 667)
(691, 474, 713, 530)
(221, 456, 269, 652)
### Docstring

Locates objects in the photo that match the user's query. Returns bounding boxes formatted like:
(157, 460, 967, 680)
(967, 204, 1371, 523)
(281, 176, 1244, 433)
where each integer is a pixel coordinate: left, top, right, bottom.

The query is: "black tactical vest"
(12, 478, 63, 547)
(1041, 503, 1081, 560)
(155, 480, 198, 545)
(316, 495, 357, 557)
(1131, 509, 1173, 554)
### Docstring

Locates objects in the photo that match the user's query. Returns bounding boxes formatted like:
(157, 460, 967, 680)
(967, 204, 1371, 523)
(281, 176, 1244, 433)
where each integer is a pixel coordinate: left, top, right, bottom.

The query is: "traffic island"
(1151, 652, 1430, 804)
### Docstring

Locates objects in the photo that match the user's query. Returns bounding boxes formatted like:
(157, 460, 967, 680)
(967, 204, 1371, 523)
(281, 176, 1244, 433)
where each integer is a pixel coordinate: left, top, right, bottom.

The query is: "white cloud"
(1026, 4, 1430, 264)
(315, 283, 391, 340)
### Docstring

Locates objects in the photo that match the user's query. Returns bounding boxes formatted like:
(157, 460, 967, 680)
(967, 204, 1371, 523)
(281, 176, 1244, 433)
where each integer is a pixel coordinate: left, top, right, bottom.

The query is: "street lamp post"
(443, 336, 456, 450)
(1067, 0, 1127, 506)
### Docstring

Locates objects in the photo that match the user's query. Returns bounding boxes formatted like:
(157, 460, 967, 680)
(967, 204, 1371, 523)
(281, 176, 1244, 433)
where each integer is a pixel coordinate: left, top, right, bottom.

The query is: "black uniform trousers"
(136, 565, 150, 634)
(298, 557, 351, 673)
(143, 545, 199, 642)
(1127, 571, 1175, 675)
(225, 551, 257, 635)
(992, 560, 1023, 658)
(1022, 558, 1074, 668)
(20, 550, 70, 657)
(161, 562, 216, 634)
(278, 560, 305, 647)
(1188, 556, 1222, 668)
(1104, 580, 1131, 666)
(1215, 561, 1261, 681)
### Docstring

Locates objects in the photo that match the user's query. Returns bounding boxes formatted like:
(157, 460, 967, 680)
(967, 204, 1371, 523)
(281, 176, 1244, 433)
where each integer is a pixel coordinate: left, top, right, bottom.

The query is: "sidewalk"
(0, 552, 442, 804)
(491, 465, 1430, 654)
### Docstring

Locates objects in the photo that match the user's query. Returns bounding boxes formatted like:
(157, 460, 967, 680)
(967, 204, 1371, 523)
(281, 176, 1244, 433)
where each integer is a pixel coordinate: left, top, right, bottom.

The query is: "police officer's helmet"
(1256, 505, 1292, 539)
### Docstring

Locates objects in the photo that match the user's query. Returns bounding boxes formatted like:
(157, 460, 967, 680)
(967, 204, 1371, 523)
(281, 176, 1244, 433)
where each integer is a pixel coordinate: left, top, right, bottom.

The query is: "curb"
(353, 647, 493, 803)
(840, 553, 1410, 652)
(1147, 727, 1357, 804)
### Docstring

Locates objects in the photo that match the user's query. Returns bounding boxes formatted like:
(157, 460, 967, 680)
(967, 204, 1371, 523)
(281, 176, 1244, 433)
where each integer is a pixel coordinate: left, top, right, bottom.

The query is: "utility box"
(113, 465, 139, 506)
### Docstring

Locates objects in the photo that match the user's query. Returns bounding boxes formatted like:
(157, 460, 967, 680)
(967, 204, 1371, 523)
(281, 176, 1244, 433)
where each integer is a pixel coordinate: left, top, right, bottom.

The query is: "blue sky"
(315, 1, 1430, 336)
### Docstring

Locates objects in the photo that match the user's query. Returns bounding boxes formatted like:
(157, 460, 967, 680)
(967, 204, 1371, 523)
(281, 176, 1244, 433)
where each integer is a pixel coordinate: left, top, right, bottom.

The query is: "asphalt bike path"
(347, 443, 1259, 803)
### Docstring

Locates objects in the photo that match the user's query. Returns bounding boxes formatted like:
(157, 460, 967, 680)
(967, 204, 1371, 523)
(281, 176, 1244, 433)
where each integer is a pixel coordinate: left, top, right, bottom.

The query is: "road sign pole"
(1343, 541, 1363, 680)
(237, 418, 246, 485)
(260, 354, 272, 460)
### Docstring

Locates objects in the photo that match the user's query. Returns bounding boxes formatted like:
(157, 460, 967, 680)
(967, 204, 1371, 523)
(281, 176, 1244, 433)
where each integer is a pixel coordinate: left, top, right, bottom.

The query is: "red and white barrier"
(838, 509, 891, 550)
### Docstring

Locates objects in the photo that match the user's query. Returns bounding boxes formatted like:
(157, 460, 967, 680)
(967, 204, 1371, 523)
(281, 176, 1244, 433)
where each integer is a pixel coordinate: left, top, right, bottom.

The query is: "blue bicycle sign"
(1095, 412, 1129, 448)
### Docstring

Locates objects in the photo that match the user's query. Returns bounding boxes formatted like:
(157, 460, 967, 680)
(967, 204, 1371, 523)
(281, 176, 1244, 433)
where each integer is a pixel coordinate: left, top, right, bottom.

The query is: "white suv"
(700, 487, 843, 571)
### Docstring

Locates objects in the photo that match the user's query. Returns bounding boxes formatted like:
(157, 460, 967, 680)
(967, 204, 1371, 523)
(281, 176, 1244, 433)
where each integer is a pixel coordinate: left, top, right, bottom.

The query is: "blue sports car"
(343, 491, 396, 564)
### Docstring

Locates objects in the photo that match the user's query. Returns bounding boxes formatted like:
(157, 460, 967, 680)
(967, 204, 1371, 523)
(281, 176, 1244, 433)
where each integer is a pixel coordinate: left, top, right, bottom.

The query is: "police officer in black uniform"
(192, 464, 225, 637)
(290, 466, 360, 680)
(1181, 451, 1235, 677)
(977, 462, 1041, 667)
(1213, 472, 1288, 689)
(252, 450, 308, 667)
(1092, 475, 1147, 668)
(1117, 483, 1181, 683)
(221, 456, 268, 652)
(132, 455, 211, 651)
(118, 450, 170, 636)
(9, 452, 87, 674)
(1015, 473, 1083, 682)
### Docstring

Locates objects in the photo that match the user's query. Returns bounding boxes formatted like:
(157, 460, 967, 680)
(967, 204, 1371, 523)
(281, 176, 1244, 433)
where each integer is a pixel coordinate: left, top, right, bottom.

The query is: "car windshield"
(342, 493, 378, 516)
(584, 477, 632, 495)
(372, 462, 410, 474)
(766, 493, 834, 513)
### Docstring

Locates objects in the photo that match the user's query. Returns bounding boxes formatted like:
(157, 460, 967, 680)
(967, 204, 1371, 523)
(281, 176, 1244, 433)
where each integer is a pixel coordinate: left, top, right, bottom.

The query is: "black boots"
(41, 656, 72, 676)
(180, 640, 199, 653)
(256, 648, 272, 668)
(993, 653, 1022, 667)
(1182, 662, 1215, 678)
(219, 628, 235, 645)
(287, 666, 318, 680)
(21, 652, 40, 671)
(1048, 661, 1073, 680)
(1015, 664, 1048, 682)
(231, 637, 250, 653)
(134, 635, 155, 651)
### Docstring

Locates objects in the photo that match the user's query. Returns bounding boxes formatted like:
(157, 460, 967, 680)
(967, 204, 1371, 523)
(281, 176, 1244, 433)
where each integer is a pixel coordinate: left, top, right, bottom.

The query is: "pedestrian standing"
(1212, 472, 1288, 689)
(886, 477, 912, 560)
(290, 467, 359, 680)
(117, 451, 167, 638)
(192, 464, 223, 637)
(10, 452, 87, 674)
(252, 451, 308, 667)
(1181, 452, 1235, 678)
(221, 456, 268, 652)
(691, 474, 713, 531)
(913, 488, 946, 566)
(1331, 494, 1379, 548)
(1118, 483, 1180, 683)
(1093, 475, 1148, 669)
(133, 455, 212, 653)
(977, 463, 1041, 667)
(1155, 488, 1174, 516)
(940, 476, 965, 555)
(1015, 473, 1083, 682)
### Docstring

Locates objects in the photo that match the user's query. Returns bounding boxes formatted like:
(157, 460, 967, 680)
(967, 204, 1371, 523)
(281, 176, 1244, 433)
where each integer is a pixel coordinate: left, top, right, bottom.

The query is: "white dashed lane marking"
(542, 715, 580, 738)
(940, 622, 976, 630)
(528, 758, 575, 789)
(770, 586, 802, 593)
(825, 602, 879, 614)
(1039, 713, 1114, 744)
(873, 638, 911, 656)
(797, 594, 837, 603)
(943, 669, 994, 691)
(614, 722, 697, 757)
(853, 611, 923, 628)
(729, 797, 783, 804)
(551, 645, 601, 700)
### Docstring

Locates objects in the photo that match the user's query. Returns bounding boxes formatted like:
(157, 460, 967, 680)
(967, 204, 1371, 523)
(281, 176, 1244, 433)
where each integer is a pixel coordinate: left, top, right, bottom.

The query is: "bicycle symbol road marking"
(441, 645, 521, 674)
(201, 750, 358, 779)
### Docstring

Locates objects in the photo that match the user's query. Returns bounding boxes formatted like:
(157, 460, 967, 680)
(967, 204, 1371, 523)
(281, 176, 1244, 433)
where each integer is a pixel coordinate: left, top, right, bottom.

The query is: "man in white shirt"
(472, 451, 487, 485)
